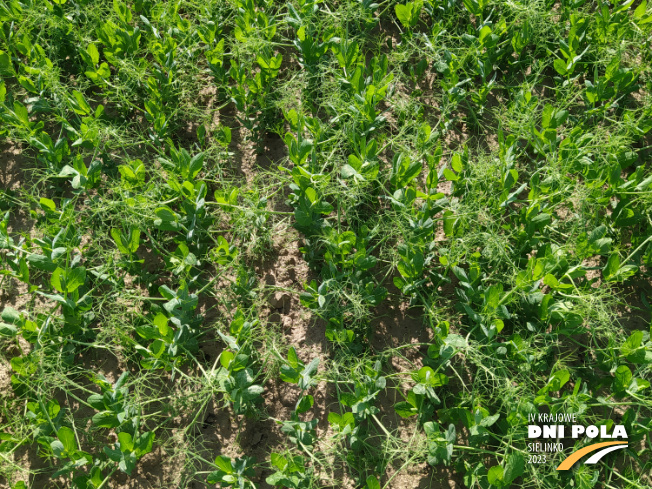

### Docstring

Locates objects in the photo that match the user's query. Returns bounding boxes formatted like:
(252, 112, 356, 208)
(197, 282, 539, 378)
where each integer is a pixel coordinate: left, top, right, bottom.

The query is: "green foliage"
(111, 226, 140, 255)
(0, 1, 651, 488)
(103, 431, 155, 475)
(395, 1, 422, 31)
(423, 421, 455, 465)
(267, 452, 312, 488)
(87, 372, 140, 432)
(208, 455, 256, 488)
(215, 311, 264, 414)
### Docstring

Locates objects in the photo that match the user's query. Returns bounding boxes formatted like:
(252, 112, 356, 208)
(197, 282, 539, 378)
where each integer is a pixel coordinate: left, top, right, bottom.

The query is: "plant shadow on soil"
(613, 277, 652, 332)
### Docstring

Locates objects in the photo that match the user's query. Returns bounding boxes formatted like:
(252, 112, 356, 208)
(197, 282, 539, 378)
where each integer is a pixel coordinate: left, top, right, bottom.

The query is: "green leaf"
(418, 366, 448, 387)
(39, 197, 57, 212)
(299, 357, 319, 390)
(614, 365, 632, 392)
(443, 168, 459, 181)
(66, 267, 86, 293)
(18, 76, 38, 94)
(395, 401, 418, 417)
(118, 432, 133, 452)
(113, 0, 132, 23)
(503, 453, 524, 483)
(366, 475, 381, 489)
(479, 412, 500, 427)
(621, 331, 646, 364)
(552, 109, 568, 128)
(553, 58, 568, 75)
(541, 104, 554, 128)
(152, 312, 169, 336)
(0, 322, 18, 336)
(72, 91, 91, 115)
(128, 227, 140, 253)
(188, 153, 204, 179)
(634, 0, 648, 19)
(149, 339, 166, 358)
(206, 471, 223, 484)
(87, 44, 100, 65)
(270, 452, 288, 471)
(87, 394, 105, 411)
(462, 0, 481, 15)
(51, 440, 65, 457)
(155, 207, 177, 221)
(287, 347, 300, 369)
(57, 426, 77, 454)
(92, 412, 120, 428)
(296, 395, 314, 414)
(111, 228, 140, 254)
(51, 268, 65, 293)
(1, 306, 21, 324)
(392, 153, 422, 188)
(487, 465, 504, 486)
(220, 350, 235, 369)
(603, 254, 620, 280)
(341, 164, 362, 180)
(103, 445, 122, 462)
(540, 369, 570, 394)
(119, 452, 136, 475)
(243, 384, 264, 400)
(451, 153, 463, 172)
(214, 455, 233, 474)
(395, 3, 420, 28)
(13, 102, 30, 126)
(134, 432, 155, 457)
(603, 252, 637, 282)
(0, 50, 11, 74)
(111, 228, 129, 254)
(484, 284, 503, 309)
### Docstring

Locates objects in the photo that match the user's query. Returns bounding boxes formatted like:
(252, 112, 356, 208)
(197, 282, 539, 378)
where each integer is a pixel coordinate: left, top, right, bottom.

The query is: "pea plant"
(215, 311, 265, 414)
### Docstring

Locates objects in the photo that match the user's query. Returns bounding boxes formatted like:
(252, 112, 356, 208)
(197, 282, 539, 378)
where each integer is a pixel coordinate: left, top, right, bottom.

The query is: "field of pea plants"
(1, 0, 652, 487)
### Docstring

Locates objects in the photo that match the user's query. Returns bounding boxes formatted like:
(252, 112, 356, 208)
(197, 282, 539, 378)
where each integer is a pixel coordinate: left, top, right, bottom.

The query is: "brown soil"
(1, 143, 28, 192)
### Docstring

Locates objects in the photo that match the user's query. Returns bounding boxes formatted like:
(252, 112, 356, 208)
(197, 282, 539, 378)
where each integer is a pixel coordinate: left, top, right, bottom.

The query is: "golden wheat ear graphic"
(556, 442, 628, 470)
